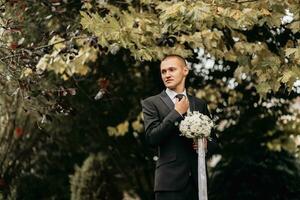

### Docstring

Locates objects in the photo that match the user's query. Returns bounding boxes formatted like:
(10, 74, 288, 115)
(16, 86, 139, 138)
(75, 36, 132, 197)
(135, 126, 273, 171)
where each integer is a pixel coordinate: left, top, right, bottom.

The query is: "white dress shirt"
(165, 88, 187, 104)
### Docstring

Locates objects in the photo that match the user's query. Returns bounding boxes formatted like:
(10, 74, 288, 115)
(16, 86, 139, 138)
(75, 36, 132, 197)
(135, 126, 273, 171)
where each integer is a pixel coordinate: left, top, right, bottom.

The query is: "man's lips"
(165, 79, 173, 83)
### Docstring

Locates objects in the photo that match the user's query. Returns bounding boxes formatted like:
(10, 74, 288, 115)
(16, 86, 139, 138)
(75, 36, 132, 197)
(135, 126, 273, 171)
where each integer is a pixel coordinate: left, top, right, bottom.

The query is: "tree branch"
(0, 35, 91, 62)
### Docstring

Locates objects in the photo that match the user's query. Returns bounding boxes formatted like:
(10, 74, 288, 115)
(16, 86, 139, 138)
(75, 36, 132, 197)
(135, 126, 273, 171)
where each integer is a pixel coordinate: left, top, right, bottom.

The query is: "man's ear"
(183, 66, 189, 76)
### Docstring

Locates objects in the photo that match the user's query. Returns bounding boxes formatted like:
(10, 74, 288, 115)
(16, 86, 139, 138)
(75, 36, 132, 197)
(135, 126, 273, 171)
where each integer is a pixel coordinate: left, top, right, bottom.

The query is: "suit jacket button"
(188, 171, 192, 176)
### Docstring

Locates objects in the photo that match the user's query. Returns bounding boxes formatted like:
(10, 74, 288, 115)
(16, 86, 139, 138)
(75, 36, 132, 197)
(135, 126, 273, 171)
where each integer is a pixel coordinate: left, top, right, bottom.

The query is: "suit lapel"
(159, 90, 174, 111)
(187, 94, 195, 112)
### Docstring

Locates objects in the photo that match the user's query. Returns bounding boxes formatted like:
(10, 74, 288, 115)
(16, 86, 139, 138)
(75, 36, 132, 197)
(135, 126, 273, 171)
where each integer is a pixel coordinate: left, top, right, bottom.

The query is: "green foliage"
(36, 35, 98, 80)
(209, 108, 300, 200)
(70, 153, 122, 200)
(80, 0, 300, 97)
(0, 0, 300, 199)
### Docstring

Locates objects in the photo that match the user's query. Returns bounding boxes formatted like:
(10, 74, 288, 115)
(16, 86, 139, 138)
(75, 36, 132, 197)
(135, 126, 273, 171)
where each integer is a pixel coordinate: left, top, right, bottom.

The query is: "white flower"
(179, 111, 214, 139)
(281, 9, 294, 25)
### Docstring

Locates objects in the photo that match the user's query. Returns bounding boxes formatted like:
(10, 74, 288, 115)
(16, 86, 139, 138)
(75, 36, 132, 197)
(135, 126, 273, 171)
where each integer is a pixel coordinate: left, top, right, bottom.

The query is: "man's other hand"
(192, 139, 207, 153)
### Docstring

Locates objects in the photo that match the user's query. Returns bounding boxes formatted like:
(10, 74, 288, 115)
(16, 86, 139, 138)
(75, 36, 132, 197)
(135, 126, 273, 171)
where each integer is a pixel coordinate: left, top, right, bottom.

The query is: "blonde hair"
(161, 54, 187, 66)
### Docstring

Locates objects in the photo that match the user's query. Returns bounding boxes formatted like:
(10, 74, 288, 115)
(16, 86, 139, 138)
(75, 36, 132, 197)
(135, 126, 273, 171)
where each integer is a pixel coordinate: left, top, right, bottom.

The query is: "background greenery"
(0, 0, 299, 199)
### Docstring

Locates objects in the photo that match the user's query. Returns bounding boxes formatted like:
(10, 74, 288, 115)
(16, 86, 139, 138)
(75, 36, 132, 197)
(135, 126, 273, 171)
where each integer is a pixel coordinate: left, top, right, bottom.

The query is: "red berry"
(15, 127, 23, 138)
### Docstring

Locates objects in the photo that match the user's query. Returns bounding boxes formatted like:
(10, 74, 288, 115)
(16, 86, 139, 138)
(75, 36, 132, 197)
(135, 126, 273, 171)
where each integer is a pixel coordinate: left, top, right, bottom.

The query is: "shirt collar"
(165, 88, 187, 100)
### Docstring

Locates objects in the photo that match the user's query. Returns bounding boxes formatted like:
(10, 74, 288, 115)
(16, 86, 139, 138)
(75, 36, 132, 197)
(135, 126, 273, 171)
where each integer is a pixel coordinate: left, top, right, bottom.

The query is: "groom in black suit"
(141, 55, 217, 200)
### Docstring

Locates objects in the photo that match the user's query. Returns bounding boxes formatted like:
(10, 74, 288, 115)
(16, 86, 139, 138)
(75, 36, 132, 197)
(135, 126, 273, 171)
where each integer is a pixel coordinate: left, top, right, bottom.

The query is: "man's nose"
(165, 71, 171, 77)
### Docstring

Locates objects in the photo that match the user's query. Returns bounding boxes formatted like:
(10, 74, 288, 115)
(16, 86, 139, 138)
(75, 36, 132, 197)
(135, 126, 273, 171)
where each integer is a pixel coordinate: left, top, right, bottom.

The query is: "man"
(141, 55, 217, 200)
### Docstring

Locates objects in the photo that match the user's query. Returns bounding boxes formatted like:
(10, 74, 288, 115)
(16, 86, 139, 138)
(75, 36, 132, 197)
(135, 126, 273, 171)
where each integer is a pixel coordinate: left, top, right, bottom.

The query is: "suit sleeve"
(203, 102, 220, 157)
(141, 98, 183, 146)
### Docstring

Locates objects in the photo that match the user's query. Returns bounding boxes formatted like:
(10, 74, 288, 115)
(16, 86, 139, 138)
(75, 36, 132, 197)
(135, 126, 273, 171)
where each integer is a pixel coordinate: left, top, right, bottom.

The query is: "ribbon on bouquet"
(198, 138, 208, 200)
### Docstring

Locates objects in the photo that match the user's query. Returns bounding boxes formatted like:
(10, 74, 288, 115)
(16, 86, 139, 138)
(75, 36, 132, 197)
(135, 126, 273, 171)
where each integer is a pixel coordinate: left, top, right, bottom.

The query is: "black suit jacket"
(141, 90, 217, 192)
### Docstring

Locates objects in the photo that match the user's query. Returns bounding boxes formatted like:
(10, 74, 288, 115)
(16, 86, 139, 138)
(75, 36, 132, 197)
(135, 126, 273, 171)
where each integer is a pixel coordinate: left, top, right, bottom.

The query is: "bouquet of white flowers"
(179, 111, 214, 200)
(179, 111, 213, 139)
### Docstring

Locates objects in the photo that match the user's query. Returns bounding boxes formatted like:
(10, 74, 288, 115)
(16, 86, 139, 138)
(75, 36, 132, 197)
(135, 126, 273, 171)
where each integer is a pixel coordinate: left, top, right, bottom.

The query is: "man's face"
(160, 57, 188, 90)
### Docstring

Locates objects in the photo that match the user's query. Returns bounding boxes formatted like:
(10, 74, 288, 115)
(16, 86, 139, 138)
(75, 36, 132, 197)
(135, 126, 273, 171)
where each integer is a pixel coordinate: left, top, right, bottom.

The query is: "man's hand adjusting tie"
(174, 94, 189, 116)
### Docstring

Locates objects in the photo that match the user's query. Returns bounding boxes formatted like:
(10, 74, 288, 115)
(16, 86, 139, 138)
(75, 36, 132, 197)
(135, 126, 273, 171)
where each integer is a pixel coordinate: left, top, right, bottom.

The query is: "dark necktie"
(175, 94, 187, 117)
(175, 94, 185, 101)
